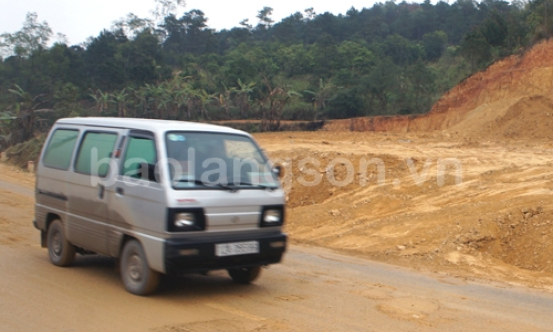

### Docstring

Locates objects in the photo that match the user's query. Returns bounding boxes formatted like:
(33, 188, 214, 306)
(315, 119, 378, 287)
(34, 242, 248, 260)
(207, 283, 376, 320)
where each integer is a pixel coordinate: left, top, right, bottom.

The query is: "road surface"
(1, 178, 552, 331)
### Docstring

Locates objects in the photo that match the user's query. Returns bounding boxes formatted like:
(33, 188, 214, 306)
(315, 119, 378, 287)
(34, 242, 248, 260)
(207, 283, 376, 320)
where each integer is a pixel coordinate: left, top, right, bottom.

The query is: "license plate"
(215, 241, 259, 257)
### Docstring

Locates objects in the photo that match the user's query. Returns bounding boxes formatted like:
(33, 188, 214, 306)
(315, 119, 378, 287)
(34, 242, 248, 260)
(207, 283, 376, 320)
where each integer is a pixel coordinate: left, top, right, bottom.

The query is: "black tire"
(227, 266, 262, 284)
(120, 240, 160, 296)
(47, 219, 75, 267)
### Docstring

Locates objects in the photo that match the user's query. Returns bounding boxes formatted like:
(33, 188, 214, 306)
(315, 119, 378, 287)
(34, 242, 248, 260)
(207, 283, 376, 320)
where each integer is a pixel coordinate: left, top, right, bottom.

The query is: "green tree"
(85, 30, 127, 90)
(54, 83, 82, 118)
(406, 60, 437, 114)
(335, 41, 375, 75)
(0, 12, 52, 58)
(257, 7, 274, 30)
(423, 30, 448, 61)
(481, 11, 508, 47)
(364, 57, 399, 114)
(459, 28, 492, 71)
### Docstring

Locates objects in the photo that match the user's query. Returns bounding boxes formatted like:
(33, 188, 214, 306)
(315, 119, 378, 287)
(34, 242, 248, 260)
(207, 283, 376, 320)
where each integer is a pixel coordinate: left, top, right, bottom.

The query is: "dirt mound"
(487, 207, 553, 274)
(322, 39, 553, 140)
(492, 96, 553, 139)
(449, 95, 553, 139)
(256, 131, 553, 290)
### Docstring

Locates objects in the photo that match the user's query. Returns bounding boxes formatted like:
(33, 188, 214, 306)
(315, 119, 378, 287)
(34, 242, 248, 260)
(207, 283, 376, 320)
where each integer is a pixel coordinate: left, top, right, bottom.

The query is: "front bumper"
(164, 232, 287, 275)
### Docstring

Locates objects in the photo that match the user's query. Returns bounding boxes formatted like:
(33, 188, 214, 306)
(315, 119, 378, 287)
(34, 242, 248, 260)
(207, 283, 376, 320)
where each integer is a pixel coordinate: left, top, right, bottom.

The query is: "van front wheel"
(120, 240, 160, 295)
(47, 219, 75, 267)
(227, 266, 262, 284)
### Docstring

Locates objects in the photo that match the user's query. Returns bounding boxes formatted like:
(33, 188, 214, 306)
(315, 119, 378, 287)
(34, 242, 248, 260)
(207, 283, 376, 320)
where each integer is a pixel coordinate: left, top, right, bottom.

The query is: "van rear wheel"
(120, 240, 160, 295)
(47, 219, 75, 267)
(227, 266, 262, 284)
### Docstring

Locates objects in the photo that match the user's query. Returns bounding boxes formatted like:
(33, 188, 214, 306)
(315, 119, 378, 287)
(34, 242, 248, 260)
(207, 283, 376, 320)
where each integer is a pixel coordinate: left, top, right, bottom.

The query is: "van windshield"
(165, 132, 279, 190)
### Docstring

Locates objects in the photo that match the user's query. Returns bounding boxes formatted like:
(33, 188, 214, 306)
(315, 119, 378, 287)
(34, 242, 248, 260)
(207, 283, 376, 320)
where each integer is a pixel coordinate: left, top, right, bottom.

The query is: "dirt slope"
(323, 39, 553, 140)
(255, 130, 553, 291)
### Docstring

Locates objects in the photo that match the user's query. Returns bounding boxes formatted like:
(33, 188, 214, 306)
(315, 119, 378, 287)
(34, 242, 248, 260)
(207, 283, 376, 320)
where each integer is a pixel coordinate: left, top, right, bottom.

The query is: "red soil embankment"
(323, 40, 553, 139)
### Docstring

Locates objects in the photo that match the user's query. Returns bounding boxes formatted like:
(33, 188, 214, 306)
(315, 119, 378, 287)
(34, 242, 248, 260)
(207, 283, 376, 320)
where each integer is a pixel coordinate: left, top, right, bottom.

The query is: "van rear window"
(75, 132, 118, 176)
(42, 129, 79, 170)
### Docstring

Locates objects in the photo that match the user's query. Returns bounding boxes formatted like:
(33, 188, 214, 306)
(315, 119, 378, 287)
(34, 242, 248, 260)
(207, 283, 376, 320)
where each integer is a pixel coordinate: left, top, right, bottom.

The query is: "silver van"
(33, 118, 286, 295)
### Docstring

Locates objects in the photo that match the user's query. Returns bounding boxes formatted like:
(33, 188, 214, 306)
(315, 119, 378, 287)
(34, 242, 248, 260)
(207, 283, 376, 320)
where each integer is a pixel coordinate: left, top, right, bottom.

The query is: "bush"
(5, 136, 45, 169)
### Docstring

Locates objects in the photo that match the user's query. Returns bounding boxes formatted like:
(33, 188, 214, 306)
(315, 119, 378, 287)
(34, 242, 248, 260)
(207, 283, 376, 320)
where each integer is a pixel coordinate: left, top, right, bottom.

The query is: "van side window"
(122, 136, 157, 178)
(42, 129, 79, 170)
(75, 132, 118, 176)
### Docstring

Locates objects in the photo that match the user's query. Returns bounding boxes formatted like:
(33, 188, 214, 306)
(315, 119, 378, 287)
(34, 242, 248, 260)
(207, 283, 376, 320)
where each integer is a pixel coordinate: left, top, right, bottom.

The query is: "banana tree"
(110, 88, 128, 117)
(143, 83, 168, 118)
(235, 79, 255, 119)
(303, 78, 336, 121)
(128, 87, 148, 118)
(167, 73, 192, 120)
(260, 78, 301, 131)
(174, 87, 190, 120)
(8, 84, 49, 144)
(89, 89, 110, 116)
(0, 110, 16, 150)
(219, 82, 236, 119)
(191, 89, 216, 120)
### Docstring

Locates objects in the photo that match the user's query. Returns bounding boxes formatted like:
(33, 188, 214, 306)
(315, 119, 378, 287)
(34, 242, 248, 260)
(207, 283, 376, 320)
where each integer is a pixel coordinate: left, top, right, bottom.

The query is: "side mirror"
(272, 165, 283, 178)
(139, 162, 159, 183)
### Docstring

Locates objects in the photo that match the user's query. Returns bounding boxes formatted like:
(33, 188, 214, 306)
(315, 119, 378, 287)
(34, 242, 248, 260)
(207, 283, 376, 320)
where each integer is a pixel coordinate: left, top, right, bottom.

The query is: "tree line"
(0, 0, 549, 146)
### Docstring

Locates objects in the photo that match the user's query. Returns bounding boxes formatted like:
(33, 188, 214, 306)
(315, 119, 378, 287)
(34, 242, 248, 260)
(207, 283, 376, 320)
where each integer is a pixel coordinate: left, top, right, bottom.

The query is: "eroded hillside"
(323, 39, 553, 140)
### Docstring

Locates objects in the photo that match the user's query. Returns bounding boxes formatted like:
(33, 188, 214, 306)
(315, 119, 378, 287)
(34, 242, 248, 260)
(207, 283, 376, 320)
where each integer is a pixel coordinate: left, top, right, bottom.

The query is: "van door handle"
(98, 184, 105, 199)
(116, 187, 124, 196)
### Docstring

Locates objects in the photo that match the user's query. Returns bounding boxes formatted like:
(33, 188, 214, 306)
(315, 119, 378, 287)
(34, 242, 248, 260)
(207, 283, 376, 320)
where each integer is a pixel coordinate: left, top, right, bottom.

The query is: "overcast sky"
(0, 0, 385, 46)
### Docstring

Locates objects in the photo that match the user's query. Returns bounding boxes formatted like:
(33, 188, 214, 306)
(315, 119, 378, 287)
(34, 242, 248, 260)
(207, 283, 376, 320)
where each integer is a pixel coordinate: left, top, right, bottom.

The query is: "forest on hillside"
(0, 0, 550, 146)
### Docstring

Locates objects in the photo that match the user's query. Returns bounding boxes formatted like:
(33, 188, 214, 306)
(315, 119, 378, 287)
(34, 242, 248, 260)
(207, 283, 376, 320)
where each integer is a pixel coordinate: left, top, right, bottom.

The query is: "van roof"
(55, 117, 247, 136)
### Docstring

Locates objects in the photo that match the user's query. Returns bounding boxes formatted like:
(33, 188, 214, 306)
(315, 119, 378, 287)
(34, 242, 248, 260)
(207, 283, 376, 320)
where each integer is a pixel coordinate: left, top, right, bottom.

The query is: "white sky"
(0, 0, 384, 46)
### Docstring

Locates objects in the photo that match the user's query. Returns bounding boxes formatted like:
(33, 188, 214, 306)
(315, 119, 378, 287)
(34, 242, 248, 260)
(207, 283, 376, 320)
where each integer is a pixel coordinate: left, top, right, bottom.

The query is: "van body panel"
(106, 178, 167, 233)
(35, 171, 71, 226)
(65, 171, 110, 254)
(133, 232, 166, 273)
(35, 125, 80, 229)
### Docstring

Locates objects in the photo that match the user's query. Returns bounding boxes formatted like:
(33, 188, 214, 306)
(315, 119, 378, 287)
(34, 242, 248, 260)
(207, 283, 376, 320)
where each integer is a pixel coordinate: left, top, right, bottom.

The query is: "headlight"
(175, 213, 195, 227)
(264, 209, 282, 223)
(260, 205, 285, 227)
(167, 208, 205, 232)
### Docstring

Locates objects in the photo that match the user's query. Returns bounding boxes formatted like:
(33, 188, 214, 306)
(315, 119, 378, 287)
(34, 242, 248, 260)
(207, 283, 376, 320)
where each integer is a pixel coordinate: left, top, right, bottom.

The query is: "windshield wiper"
(174, 178, 205, 186)
(211, 182, 239, 192)
(175, 178, 238, 192)
(233, 181, 278, 191)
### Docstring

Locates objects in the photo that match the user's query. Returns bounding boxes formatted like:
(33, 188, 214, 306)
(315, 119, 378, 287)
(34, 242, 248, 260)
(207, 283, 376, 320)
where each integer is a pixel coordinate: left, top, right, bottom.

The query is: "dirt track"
(1, 130, 553, 331)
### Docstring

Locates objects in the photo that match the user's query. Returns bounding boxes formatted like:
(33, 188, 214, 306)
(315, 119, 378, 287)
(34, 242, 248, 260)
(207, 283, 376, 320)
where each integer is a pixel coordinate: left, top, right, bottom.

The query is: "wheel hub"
(128, 254, 143, 282)
(52, 232, 62, 256)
